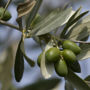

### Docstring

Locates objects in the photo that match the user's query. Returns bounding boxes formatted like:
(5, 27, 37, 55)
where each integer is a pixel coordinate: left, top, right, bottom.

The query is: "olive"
(54, 59, 68, 77)
(62, 49, 76, 63)
(0, 8, 11, 21)
(62, 40, 81, 55)
(45, 47, 60, 62)
(37, 52, 43, 67)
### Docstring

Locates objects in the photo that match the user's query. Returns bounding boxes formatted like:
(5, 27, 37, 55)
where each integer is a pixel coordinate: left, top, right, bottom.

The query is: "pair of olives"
(0, 7, 11, 21)
(37, 40, 81, 77)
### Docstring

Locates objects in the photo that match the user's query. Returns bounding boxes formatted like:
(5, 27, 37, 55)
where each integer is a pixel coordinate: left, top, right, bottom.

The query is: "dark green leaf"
(26, 0, 42, 30)
(31, 7, 73, 36)
(20, 41, 35, 67)
(14, 39, 24, 82)
(65, 80, 74, 90)
(85, 76, 90, 81)
(60, 10, 89, 38)
(67, 60, 81, 73)
(18, 78, 61, 90)
(77, 44, 90, 60)
(65, 69, 90, 90)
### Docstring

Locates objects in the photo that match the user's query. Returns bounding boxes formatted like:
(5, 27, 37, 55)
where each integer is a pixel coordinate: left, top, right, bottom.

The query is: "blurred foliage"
(18, 78, 61, 90)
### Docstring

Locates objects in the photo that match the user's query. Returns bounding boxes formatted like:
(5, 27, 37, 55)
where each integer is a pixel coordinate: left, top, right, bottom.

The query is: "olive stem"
(0, 20, 20, 30)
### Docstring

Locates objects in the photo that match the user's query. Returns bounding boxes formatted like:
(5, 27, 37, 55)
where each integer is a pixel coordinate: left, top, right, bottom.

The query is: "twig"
(51, 35, 90, 44)
(0, 20, 20, 30)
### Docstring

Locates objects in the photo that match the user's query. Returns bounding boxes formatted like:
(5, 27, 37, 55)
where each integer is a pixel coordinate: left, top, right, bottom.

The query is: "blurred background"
(0, 0, 90, 90)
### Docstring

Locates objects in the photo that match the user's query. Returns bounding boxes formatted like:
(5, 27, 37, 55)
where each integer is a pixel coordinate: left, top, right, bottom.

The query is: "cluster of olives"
(37, 40, 81, 77)
(0, 7, 11, 21)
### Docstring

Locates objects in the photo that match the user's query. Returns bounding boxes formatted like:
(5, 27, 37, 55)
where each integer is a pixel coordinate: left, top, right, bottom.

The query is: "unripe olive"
(62, 40, 81, 55)
(62, 49, 76, 63)
(45, 47, 60, 62)
(54, 59, 68, 77)
(0, 8, 11, 21)
(37, 52, 43, 67)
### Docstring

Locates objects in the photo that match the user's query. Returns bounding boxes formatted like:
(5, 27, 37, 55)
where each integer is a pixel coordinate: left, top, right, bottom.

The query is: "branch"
(0, 20, 20, 30)
(51, 35, 90, 44)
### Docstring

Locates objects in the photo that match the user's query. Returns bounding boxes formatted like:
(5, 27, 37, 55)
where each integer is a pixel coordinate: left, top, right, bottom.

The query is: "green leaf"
(65, 80, 74, 90)
(77, 44, 90, 60)
(14, 39, 24, 82)
(31, 7, 73, 36)
(40, 41, 54, 79)
(67, 60, 81, 73)
(85, 76, 90, 81)
(60, 7, 81, 38)
(65, 69, 90, 90)
(19, 78, 61, 90)
(20, 40, 35, 67)
(26, 0, 42, 30)
(67, 22, 90, 40)
(84, 76, 90, 87)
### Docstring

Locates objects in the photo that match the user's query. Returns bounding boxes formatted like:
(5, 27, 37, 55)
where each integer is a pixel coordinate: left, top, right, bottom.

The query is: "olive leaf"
(40, 41, 54, 79)
(31, 7, 73, 36)
(18, 78, 61, 90)
(60, 7, 82, 38)
(77, 44, 90, 60)
(66, 13, 90, 40)
(14, 39, 24, 82)
(84, 76, 90, 87)
(65, 80, 74, 90)
(17, 0, 36, 18)
(26, 0, 42, 30)
(20, 40, 35, 67)
(65, 69, 90, 90)
(67, 60, 81, 73)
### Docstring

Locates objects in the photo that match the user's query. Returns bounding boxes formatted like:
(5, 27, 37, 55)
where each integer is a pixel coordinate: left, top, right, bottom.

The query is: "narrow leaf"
(67, 60, 81, 73)
(17, 0, 36, 18)
(31, 7, 73, 36)
(77, 44, 90, 60)
(26, 0, 42, 30)
(14, 39, 24, 82)
(67, 22, 90, 40)
(85, 76, 90, 81)
(65, 80, 74, 90)
(20, 41, 35, 67)
(40, 41, 54, 79)
(19, 78, 61, 90)
(65, 69, 90, 90)
(60, 9, 89, 38)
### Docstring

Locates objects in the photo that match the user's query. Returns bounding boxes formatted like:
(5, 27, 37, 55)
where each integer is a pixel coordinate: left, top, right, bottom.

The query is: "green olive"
(37, 52, 43, 67)
(62, 49, 76, 63)
(62, 40, 81, 55)
(54, 59, 68, 77)
(45, 47, 60, 62)
(0, 8, 11, 21)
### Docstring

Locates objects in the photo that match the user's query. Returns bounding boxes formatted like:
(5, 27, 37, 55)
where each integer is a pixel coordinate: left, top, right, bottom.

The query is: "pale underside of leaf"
(68, 22, 90, 40)
(77, 44, 90, 60)
(31, 7, 73, 36)
(82, 15, 90, 23)
(40, 42, 54, 79)
(17, 0, 36, 18)
(65, 69, 90, 90)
